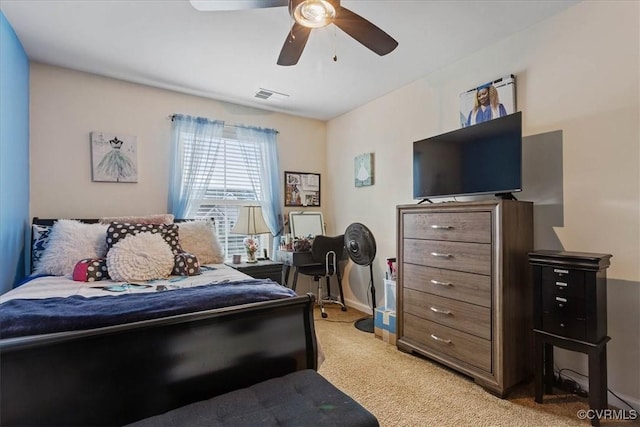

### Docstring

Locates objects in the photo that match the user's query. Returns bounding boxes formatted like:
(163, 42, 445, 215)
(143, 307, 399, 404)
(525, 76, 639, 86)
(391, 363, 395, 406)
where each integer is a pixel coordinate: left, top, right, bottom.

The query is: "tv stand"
(496, 192, 517, 200)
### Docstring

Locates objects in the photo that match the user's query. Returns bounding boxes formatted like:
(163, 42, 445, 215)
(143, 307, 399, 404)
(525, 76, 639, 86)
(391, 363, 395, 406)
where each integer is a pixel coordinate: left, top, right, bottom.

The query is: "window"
(181, 126, 266, 258)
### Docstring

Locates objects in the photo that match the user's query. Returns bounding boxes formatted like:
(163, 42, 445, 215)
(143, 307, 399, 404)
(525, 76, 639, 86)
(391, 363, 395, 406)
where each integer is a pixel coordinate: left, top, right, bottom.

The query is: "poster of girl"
(459, 75, 516, 128)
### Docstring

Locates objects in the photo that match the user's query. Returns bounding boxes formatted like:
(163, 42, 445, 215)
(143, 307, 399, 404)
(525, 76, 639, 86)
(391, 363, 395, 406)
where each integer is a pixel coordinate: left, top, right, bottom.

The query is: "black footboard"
(1, 294, 317, 426)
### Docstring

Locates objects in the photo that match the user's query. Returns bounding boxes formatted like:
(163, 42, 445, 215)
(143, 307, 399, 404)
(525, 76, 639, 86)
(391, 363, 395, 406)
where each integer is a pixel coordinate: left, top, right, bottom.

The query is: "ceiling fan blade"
(277, 23, 312, 66)
(189, 0, 287, 12)
(333, 6, 398, 56)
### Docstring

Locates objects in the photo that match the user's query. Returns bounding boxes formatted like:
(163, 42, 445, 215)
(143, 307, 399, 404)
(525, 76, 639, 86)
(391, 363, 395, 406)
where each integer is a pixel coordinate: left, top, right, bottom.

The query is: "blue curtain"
(235, 126, 284, 257)
(168, 114, 225, 218)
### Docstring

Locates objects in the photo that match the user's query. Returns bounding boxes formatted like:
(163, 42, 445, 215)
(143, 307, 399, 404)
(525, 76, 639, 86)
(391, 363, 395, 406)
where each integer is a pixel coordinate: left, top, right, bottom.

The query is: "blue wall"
(0, 11, 30, 292)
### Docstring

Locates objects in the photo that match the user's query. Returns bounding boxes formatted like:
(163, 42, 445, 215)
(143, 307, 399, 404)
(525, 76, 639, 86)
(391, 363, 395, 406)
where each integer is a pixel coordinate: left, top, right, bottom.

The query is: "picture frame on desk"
(284, 171, 320, 207)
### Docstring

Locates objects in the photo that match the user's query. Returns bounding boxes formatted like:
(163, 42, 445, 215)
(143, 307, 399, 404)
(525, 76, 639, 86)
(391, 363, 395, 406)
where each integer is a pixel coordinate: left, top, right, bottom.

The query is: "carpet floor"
(313, 305, 630, 427)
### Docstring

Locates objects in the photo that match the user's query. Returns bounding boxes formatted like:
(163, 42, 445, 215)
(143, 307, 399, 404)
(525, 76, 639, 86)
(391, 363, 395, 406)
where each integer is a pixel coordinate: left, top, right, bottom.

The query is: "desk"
(274, 250, 316, 291)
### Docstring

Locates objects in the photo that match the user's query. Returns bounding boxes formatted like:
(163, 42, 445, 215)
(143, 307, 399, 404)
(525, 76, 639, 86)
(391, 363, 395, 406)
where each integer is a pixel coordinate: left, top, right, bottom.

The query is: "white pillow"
(106, 232, 174, 282)
(178, 220, 225, 264)
(98, 214, 174, 225)
(35, 220, 108, 276)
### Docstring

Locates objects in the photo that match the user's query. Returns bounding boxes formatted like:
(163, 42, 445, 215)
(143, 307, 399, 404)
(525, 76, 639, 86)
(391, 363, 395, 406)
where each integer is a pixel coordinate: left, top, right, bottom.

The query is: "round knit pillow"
(106, 232, 174, 282)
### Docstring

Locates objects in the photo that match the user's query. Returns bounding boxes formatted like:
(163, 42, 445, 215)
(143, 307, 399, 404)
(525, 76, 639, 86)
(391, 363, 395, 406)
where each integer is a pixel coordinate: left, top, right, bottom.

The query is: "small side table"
(224, 259, 284, 285)
(529, 250, 612, 427)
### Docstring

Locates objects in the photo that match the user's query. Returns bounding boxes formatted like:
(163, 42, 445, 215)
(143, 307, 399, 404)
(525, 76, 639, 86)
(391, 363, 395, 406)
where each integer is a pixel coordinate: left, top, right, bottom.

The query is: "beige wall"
(30, 63, 329, 291)
(326, 1, 639, 407)
(30, 63, 327, 219)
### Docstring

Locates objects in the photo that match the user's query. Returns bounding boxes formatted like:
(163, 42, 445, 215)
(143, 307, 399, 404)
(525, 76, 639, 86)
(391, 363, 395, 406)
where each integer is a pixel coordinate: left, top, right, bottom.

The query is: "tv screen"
(413, 112, 522, 200)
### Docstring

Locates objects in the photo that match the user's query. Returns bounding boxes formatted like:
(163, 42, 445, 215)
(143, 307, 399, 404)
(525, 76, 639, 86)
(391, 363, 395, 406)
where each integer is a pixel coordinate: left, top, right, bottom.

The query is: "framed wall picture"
(90, 131, 138, 182)
(459, 75, 516, 128)
(284, 171, 320, 207)
(354, 152, 374, 187)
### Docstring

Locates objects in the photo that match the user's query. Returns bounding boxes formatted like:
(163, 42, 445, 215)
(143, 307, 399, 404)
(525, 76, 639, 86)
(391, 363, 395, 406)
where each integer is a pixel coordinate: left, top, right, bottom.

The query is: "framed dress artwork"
(354, 153, 374, 187)
(90, 131, 138, 183)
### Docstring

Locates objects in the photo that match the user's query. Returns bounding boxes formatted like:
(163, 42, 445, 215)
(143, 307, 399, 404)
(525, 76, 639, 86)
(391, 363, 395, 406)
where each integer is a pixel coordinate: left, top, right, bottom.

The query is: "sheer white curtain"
(168, 114, 225, 218)
(235, 126, 284, 257)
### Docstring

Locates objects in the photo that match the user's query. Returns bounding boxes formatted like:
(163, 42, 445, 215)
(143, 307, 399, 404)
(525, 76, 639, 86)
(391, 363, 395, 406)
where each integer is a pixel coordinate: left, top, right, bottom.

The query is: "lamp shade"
(231, 205, 272, 235)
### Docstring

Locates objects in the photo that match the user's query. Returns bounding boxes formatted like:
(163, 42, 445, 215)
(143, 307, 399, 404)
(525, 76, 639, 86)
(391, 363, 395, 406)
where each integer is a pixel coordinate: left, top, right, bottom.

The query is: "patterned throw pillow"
(72, 258, 110, 282)
(173, 252, 201, 276)
(31, 224, 52, 272)
(106, 222, 182, 255)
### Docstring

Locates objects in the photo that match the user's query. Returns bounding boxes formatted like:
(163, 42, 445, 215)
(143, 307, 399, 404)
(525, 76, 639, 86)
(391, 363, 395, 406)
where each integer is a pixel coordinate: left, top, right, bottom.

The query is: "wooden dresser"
(396, 200, 533, 397)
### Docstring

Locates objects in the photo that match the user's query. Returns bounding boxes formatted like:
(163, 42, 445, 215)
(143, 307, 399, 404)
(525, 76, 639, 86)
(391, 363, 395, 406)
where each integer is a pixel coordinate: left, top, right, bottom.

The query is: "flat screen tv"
(413, 112, 522, 201)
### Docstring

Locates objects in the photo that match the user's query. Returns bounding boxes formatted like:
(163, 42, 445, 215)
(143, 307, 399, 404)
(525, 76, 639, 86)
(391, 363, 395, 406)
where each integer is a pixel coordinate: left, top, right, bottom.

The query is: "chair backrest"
(310, 235, 345, 268)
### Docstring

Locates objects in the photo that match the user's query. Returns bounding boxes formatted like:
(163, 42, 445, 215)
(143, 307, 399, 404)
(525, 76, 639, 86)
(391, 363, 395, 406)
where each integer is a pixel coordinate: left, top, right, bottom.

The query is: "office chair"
(295, 235, 347, 318)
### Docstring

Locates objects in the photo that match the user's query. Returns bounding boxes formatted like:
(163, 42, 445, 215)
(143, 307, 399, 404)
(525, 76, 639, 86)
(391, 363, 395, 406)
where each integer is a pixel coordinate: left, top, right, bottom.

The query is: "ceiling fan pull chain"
(332, 25, 337, 62)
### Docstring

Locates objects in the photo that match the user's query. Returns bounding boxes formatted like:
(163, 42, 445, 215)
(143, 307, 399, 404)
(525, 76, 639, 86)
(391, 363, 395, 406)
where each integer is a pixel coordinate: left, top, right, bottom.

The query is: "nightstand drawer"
(404, 288, 491, 339)
(403, 212, 491, 243)
(404, 313, 491, 372)
(403, 239, 491, 276)
(224, 261, 283, 285)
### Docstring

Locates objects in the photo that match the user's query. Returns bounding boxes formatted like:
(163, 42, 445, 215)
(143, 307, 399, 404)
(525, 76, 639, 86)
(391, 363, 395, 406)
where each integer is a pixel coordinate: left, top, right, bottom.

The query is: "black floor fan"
(344, 223, 377, 333)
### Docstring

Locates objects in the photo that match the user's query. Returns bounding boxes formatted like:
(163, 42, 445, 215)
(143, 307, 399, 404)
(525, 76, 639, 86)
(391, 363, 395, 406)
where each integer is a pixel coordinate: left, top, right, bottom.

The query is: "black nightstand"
(529, 250, 612, 427)
(225, 260, 284, 285)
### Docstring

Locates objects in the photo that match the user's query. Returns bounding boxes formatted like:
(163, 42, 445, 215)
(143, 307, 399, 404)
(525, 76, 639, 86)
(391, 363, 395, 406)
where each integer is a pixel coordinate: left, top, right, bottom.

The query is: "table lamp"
(231, 205, 271, 263)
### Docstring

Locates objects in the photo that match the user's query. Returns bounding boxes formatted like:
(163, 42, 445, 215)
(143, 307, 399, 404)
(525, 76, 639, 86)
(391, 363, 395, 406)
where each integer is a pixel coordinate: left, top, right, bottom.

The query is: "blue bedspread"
(0, 279, 297, 339)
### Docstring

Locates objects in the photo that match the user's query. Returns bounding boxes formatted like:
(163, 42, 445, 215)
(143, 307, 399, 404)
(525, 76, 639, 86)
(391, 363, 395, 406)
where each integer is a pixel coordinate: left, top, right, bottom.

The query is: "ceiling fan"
(190, 0, 398, 66)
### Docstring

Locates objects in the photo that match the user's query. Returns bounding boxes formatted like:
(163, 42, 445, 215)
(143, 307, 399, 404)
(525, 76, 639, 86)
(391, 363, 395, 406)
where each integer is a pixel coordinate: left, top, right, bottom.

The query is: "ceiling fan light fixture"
(293, 0, 336, 28)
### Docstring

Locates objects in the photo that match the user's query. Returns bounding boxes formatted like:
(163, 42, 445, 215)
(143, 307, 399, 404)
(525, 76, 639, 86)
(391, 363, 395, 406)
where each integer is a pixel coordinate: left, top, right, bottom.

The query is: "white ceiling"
(1, 0, 579, 121)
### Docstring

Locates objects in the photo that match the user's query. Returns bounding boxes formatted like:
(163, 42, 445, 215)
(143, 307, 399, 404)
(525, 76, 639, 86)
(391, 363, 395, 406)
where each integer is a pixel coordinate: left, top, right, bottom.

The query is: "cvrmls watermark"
(577, 409, 638, 421)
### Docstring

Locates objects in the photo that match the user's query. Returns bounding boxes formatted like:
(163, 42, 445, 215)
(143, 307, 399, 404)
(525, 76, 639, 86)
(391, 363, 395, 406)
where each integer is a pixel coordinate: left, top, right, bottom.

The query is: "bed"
(0, 217, 318, 426)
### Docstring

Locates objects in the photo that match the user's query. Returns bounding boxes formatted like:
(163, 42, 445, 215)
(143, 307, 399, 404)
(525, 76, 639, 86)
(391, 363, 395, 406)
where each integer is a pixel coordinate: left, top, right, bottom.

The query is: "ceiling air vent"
(254, 88, 289, 101)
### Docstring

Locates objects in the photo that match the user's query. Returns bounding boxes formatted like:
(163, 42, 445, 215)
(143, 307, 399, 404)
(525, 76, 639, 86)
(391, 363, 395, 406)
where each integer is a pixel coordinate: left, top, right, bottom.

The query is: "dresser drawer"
(404, 313, 491, 372)
(403, 264, 491, 307)
(403, 212, 491, 243)
(404, 239, 491, 276)
(404, 289, 491, 339)
(541, 267, 585, 297)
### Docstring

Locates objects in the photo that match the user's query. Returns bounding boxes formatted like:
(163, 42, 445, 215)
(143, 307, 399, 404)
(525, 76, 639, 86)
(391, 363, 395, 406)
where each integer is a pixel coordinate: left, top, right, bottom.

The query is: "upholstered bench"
(126, 369, 379, 427)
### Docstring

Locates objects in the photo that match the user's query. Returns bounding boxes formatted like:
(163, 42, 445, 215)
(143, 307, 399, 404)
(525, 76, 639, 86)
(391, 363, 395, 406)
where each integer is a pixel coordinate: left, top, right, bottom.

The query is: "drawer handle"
(430, 252, 452, 258)
(430, 334, 452, 344)
(555, 297, 567, 303)
(430, 279, 452, 287)
(555, 282, 568, 288)
(430, 225, 453, 230)
(430, 306, 452, 315)
(554, 269, 569, 275)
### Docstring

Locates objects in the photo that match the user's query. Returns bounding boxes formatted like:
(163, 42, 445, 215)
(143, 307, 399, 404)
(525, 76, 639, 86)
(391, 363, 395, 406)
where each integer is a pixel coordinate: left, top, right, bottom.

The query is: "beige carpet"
(313, 305, 631, 427)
